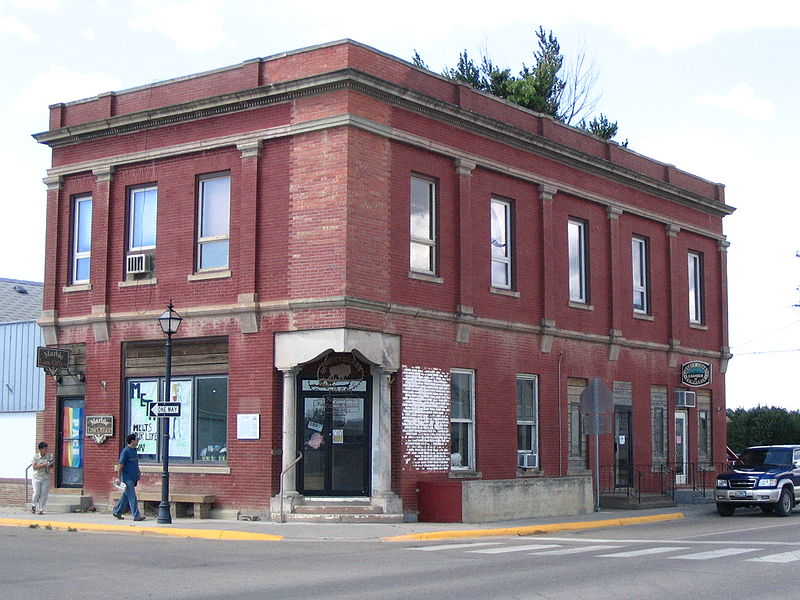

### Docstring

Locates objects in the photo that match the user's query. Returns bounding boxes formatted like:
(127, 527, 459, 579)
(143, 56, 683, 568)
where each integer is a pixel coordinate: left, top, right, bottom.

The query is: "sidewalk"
(0, 504, 710, 542)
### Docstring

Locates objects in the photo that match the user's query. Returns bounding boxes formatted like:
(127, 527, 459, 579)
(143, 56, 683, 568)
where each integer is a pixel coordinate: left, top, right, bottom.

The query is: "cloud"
(14, 65, 122, 115)
(504, 1, 800, 53)
(695, 83, 777, 121)
(128, 0, 229, 52)
(0, 15, 38, 43)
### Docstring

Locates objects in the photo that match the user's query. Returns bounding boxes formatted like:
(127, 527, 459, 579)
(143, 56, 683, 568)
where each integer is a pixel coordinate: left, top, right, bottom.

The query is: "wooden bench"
(110, 491, 216, 519)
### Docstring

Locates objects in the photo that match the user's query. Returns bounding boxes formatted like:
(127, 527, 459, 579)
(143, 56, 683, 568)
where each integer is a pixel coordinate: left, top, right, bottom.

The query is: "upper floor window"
(197, 174, 231, 270)
(410, 176, 436, 274)
(128, 185, 157, 251)
(632, 236, 649, 314)
(688, 251, 704, 323)
(72, 195, 92, 284)
(568, 219, 588, 303)
(517, 375, 538, 469)
(450, 369, 475, 471)
(490, 198, 512, 289)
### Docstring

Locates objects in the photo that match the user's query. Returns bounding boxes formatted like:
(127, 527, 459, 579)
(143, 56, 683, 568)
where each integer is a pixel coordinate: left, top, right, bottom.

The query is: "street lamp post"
(157, 301, 182, 524)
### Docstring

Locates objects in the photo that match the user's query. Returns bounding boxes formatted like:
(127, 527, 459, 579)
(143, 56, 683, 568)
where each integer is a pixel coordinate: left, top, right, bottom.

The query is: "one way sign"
(148, 402, 181, 418)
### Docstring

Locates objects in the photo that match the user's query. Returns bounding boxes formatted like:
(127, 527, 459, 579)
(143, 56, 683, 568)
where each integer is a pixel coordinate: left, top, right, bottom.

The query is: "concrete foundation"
(461, 476, 594, 523)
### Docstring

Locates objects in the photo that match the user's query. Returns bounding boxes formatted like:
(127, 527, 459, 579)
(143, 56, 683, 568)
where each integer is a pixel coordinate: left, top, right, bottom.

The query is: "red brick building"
(33, 40, 733, 522)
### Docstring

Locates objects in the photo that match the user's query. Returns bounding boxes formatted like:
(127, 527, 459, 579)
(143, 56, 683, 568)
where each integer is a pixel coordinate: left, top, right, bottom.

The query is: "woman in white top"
(30, 442, 54, 515)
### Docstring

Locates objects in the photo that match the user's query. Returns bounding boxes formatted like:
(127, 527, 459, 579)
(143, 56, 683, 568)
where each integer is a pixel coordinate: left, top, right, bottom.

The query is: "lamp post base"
(157, 501, 172, 524)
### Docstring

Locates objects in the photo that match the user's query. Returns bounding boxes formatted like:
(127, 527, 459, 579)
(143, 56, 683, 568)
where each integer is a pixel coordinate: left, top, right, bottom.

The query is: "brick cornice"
(35, 68, 733, 221)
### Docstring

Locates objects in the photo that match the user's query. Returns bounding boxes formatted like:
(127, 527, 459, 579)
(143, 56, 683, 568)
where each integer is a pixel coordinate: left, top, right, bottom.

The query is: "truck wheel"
(775, 488, 793, 517)
(716, 503, 735, 517)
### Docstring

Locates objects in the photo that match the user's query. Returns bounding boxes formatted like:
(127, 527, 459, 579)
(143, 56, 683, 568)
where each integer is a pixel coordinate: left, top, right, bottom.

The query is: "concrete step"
(673, 488, 715, 504)
(30, 493, 94, 513)
(599, 492, 677, 510)
(294, 504, 384, 515)
(285, 512, 405, 523)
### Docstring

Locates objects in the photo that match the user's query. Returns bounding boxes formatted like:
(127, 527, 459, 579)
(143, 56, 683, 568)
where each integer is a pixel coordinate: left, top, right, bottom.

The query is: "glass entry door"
(614, 407, 632, 488)
(57, 397, 84, 488)
(300, 395, 370, 496)
(675, 411, 688, 485)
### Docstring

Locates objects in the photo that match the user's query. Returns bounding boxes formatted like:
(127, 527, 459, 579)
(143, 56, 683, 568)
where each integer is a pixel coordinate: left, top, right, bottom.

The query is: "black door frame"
(295, 375, 372, 497)
(614, 406, 633, 488)
(57, 396, 85, 488)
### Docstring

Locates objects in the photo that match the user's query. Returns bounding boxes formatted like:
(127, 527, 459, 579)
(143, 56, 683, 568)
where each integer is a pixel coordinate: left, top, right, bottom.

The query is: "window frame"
(125, 375, 228, 464)
(71, 194, 92, 285)
(409, 175, 437, 275)
(568, 218, 589, 303)
(632, 235, 650, 314)
(450, 369, 475, 471)
(688, 251, 704, 324)
(196, 172, 231, 271)
(516, 374, 538, 469)
(127, 184, 158, 252)
(490, 197, 513, 289)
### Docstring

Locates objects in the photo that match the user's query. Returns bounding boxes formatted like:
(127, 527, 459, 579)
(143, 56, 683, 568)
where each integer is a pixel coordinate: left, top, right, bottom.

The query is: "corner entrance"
(297, 355, 371, 496)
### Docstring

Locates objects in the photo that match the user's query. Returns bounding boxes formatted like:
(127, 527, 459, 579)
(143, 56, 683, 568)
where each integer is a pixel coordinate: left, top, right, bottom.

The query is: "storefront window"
(126, 376, 227, 463)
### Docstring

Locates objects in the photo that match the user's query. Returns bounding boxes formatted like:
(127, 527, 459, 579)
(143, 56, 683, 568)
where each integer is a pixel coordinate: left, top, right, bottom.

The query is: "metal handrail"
(278, 452, 303, 524)
(24, 465, 30, 507)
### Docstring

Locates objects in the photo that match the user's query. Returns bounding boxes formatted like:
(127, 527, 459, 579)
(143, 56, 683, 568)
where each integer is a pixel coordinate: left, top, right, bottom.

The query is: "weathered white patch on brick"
(401, 365, 450, 472)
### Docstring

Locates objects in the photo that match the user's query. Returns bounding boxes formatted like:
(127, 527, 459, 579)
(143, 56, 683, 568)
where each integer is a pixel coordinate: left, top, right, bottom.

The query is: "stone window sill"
(63, 283, 92, 293)
(689, 322, 708, 330)
(633, 312, 654, 321)
(569, 301, 594, 311)
(188, 269, 231, 282)
(490, 287, 520, 298)
(140, 464, 230, 475)
(408, 271, 443, 284)
(448, 470, 481, 479)
(119, 277, 158, 288)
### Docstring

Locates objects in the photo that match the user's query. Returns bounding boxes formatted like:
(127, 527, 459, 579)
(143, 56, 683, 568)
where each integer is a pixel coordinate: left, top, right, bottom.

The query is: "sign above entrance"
(681, 361, 712, 387)
(312, 354, 366, 392)
(36, 346, 70, 375)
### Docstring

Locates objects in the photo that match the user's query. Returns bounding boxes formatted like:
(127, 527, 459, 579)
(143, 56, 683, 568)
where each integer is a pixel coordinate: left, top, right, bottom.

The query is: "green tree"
(726, 406, 800, 455)
(415, 27, 620, 141)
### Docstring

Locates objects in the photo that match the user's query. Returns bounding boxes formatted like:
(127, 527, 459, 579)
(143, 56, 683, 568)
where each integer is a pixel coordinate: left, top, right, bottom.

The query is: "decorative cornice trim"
(49, 294, 724, 360)
(36, 68, 733, 221)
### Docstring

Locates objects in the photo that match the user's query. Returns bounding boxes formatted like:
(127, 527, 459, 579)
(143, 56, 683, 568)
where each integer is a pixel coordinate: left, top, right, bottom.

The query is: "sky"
(0, 0, 797, 410)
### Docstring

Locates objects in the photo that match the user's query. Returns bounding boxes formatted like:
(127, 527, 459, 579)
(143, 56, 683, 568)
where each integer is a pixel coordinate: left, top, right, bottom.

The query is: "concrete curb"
(0, 518, 283, 541)
(382, 512, 685, 541)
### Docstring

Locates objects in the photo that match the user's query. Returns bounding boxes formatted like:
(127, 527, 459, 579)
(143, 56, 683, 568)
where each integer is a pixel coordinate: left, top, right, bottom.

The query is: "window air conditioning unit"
(126, 253, 152, 275)
(518, 453, 537, 469)
(675, 390, 697, 408)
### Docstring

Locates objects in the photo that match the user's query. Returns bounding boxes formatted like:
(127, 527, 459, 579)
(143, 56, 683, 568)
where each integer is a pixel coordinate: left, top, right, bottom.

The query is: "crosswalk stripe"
(411, 542, 502, 551)
(671, 548, 761, 560)
(468, 544, 562, 554)
(529, 545, 622, 556)
(749, 551, 800, 563)
(599, 546, 690, 558)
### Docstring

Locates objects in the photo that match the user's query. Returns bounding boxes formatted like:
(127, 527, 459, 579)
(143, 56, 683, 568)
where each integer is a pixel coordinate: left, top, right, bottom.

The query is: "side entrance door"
(57, 397, 84, 488)
(299, 394, 370, 496)
(614, 406, 633, 488)
(675, 411, 688, 485)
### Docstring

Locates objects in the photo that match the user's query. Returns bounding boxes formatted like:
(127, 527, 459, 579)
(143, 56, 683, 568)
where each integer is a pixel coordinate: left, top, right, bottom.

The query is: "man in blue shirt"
(113, 433, 145, 521)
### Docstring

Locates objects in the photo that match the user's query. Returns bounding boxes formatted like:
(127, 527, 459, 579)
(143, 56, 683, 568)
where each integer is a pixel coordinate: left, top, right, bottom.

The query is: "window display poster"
(166, 379, 193, 458)
(129, 380, 159, 456)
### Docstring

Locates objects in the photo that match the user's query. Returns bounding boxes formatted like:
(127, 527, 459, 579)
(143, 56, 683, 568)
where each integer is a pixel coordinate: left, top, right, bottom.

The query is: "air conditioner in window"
(126, 253, 153, 275)
(518, 453, 537, 469)
(675, 390, 697, 408)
